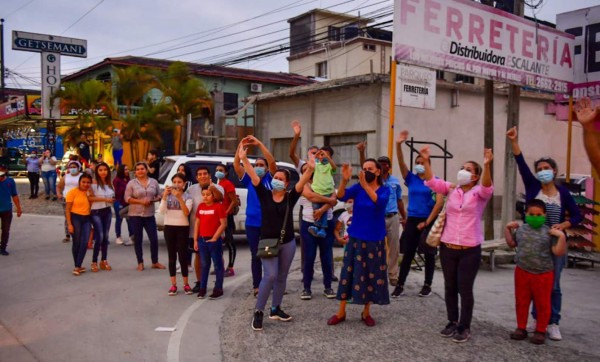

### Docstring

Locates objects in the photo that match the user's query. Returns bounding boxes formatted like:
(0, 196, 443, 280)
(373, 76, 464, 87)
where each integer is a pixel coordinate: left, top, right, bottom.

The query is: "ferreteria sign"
(393, 0, 575, 93)
(12, 31, 87, 58)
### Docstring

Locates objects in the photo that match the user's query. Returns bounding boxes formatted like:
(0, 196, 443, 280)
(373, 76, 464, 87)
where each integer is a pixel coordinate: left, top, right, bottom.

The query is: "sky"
(1, 0, 599, 90)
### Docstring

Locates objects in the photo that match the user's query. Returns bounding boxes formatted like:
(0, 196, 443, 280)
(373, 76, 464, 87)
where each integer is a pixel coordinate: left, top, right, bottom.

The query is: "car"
(155, 153, 301, 232)
(0, 147, 27, 176)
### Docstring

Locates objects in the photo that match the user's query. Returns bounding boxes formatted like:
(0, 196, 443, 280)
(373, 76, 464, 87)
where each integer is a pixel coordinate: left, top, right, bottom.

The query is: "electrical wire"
(1, 0, 36, 19)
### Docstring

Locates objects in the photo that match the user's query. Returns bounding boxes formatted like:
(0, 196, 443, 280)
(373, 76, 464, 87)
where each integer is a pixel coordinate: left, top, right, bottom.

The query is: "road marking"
(166, 273, 250, 362)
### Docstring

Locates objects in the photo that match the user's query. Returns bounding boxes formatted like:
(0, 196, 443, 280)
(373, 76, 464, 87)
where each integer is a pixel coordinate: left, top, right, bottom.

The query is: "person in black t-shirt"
(77, 134, 91, 168)
(147, 150, 160, 180)
(238, 141, 315, 332)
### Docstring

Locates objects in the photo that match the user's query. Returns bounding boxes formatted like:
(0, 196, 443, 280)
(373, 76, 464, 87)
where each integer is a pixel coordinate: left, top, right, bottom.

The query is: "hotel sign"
(13, 31, 87, 58)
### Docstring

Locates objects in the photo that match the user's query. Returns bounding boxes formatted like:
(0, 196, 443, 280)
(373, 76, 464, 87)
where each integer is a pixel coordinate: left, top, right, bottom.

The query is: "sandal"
(100, 260, 112, 271)
(72, 268, 81, 276)
(91, 263, 99, 272)
(78, 267, 87, 273)
(137, 263, 144, 271)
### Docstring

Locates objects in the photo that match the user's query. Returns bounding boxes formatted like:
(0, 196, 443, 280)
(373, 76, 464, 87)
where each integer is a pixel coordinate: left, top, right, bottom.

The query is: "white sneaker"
(547, 324, 562, 341)
(527, 319, 537, 333)
(116, 237, 124, 245)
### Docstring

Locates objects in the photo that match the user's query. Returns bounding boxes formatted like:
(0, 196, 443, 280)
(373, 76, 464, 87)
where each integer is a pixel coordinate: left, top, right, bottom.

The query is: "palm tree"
(158, 62, 212, 153)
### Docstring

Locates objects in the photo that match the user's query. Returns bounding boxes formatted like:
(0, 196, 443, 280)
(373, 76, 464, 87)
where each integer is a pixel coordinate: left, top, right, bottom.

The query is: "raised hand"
(575, 97, 600, 129)
(237, 144, 248, 160)
(291, 120, 301, 136)
(483, 148, 494, 165)
(341, 163, 352, 181)
(243, 135, 260, 146)
(306, 155, 316, 170)
(506, 126, 518, 140)
(397, 130, 409, 144)
(356, 140, 367, 152)
(358, 170, 367, 188)
(419, 146, 430, 160)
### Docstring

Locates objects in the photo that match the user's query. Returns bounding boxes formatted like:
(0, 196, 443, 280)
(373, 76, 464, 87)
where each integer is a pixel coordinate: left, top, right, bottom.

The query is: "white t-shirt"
(40, 156, 57, 172)
(91, 184, 115, 210)
(337, 211, 353, 239)
(299, 196, 333, 223)
(535, 190, 562, 227)
(63, 173, 81, 197)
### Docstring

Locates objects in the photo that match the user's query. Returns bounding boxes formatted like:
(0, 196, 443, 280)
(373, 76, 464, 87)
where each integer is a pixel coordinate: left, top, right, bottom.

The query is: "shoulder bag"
(425, 195, 448, 248)
(257, 194, 290, 259)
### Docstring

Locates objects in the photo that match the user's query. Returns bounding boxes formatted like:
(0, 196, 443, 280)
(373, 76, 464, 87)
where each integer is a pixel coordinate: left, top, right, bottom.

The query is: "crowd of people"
(0, 98, 595, 345)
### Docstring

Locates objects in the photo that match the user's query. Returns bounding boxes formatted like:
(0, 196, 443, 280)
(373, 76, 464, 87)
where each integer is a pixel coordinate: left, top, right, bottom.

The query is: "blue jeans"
(256, 240, 296, 311)
(113, 201, 132, 238)
(70, 213, 91, 268)
(129, 216, 159, 264)
(91, 207, 112, 262)
(532, 253, 566, 324)
(41, 170, 57, 196)
(246, 225, 262, 289)
(301, 219, 334, 290)
(198, 237, 224, 290)
(112, 149, 123, 168)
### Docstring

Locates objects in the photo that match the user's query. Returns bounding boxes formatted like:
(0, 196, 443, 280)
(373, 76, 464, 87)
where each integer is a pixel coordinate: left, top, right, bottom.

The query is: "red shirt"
(218, 178, 236, 213)
(196, 202, 226, 238)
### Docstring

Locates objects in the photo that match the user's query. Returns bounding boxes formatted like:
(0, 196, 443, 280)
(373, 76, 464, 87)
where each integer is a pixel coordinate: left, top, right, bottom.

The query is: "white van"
(155, 153, 301, 232)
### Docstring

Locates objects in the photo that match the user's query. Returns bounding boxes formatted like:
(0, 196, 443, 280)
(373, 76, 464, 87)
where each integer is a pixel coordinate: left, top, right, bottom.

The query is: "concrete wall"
(257, 82, 591, 202)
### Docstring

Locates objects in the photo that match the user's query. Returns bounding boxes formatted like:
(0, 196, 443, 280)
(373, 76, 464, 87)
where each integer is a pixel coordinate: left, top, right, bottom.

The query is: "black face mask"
(364, 170, 376, 183)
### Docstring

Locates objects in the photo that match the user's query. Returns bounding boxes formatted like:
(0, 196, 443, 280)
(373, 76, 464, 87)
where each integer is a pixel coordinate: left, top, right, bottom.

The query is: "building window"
(436, 70, 445, 80)
(455, 74, 475, 84)
(363, 44, 376, 52)
(223, 92, 239, 115)
(316, 61, 328, 78)
(324, 133, 367, 185)
(328, 26, 341, 41)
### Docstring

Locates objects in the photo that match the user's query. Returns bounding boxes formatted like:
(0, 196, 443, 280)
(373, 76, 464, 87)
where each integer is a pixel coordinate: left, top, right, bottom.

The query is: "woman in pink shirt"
(421, 147, 494, 344)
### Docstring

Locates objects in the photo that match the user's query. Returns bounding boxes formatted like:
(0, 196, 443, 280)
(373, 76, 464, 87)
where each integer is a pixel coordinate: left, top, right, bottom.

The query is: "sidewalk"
(221, 247, 600, 362)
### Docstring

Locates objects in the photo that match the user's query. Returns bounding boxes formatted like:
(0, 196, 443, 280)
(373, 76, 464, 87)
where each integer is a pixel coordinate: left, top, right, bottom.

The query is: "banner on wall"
(396, 63, 436, 109)
(393, 0, 575, 93)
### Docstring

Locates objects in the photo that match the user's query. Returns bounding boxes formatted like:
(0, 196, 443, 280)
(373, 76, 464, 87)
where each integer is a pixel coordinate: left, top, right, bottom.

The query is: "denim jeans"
(256, 240, 296, 311)
(246, 225, 262, 289)
(129, 216, 159, 264)
(532, 253, 566, 325)
(0, 210, 13, 251)
(311, 202, 328, 228)
(113, 201, 132, 239)
(198, 237, 224, 290)
(112, 149, 123, 168)
(91, 207, 112, 262)
(71, 213, 91, 268)
(41, 170, 57, 196)
(300, 219, 334, 290)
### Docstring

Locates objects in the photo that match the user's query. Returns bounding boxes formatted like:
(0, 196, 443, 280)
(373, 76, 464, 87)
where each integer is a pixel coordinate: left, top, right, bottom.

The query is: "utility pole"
(1, 19, 6, 102)
(501, 0, 525, 228)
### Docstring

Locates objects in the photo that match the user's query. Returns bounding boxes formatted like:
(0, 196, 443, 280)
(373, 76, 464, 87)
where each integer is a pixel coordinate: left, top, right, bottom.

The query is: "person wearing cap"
(186, 166, 225, 294)
(358, 148, 407, 286)
(24, 150, 41, 199)
(506, 126, 583, 341)
(0, 164, 22, 255)
(57, 161, 84, 243)
(111, 128, 124, 168)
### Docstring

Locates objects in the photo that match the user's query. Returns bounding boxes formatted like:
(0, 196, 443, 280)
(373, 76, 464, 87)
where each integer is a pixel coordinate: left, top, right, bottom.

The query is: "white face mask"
(456, 169, 473, 186)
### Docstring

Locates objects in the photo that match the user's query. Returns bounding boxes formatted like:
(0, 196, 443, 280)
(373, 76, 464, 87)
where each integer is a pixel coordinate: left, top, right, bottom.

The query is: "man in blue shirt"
(377, 156, 407, 286)
(24, 150, 41, 199)
(0, 164, 22, 255)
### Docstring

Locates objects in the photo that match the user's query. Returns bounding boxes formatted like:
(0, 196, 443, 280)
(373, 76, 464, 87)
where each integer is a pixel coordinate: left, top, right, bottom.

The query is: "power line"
(1, 0, 36, 19)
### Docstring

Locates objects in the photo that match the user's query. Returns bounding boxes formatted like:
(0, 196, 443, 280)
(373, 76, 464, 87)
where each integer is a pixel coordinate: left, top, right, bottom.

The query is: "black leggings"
(164, 225, 189, 277)
(398, 217, 435, 286)
(439, 244, 481, 329)
(27, 172, 40, 196)
(224, 214, 236, 268)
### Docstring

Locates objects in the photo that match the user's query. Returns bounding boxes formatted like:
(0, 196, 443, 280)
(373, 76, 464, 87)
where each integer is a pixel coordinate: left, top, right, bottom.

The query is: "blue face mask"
(215, 171, 225, 179)
(69, 168, 79, 175)
(320, 158, 329, 165)
(255, 167, 266, 177)
(414, 165, 425, 174)
(271, 179, 286, 191)
(536, 170, 554, 184)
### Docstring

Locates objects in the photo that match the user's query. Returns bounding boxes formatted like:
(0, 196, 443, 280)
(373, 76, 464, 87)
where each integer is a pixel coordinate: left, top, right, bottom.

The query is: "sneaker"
(527, 318, 537, 333)
(418, 285, 432, 297)
(115, 237, 124, 245)
(269, 306, 292, 321)
(300, 289, 312, 300)
(192, 282, 201, 293)
(123, 240, 133, 246)
(331, 275, 339, 282)
(391, 285, 404, 298)
(452, 327, 471, 343)
(168, 285, 178, 296)
(252, 310, 264, 331)
(224, 267, 235, 277)
(197, 288, 207, 299)
(62, 236, 70, 243)
(440, 322, 458, 338)
(547, 324, 562, 341)
(183, 285, 193, 295)
(510, 328, 528, 341)
(308, 226, 319, 237)
(530, 331, 546, 345)
(316, 229, 327, 238)
(45, 196, 50, 200)
(52, 196, 57, 201)
(323, 288, 336, 299)
(0, 249, 9, 256)
(209, 289, 224, 300)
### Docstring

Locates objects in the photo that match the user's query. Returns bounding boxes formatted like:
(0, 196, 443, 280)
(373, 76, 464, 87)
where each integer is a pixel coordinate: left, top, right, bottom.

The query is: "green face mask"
(525, 215, 546, 229)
